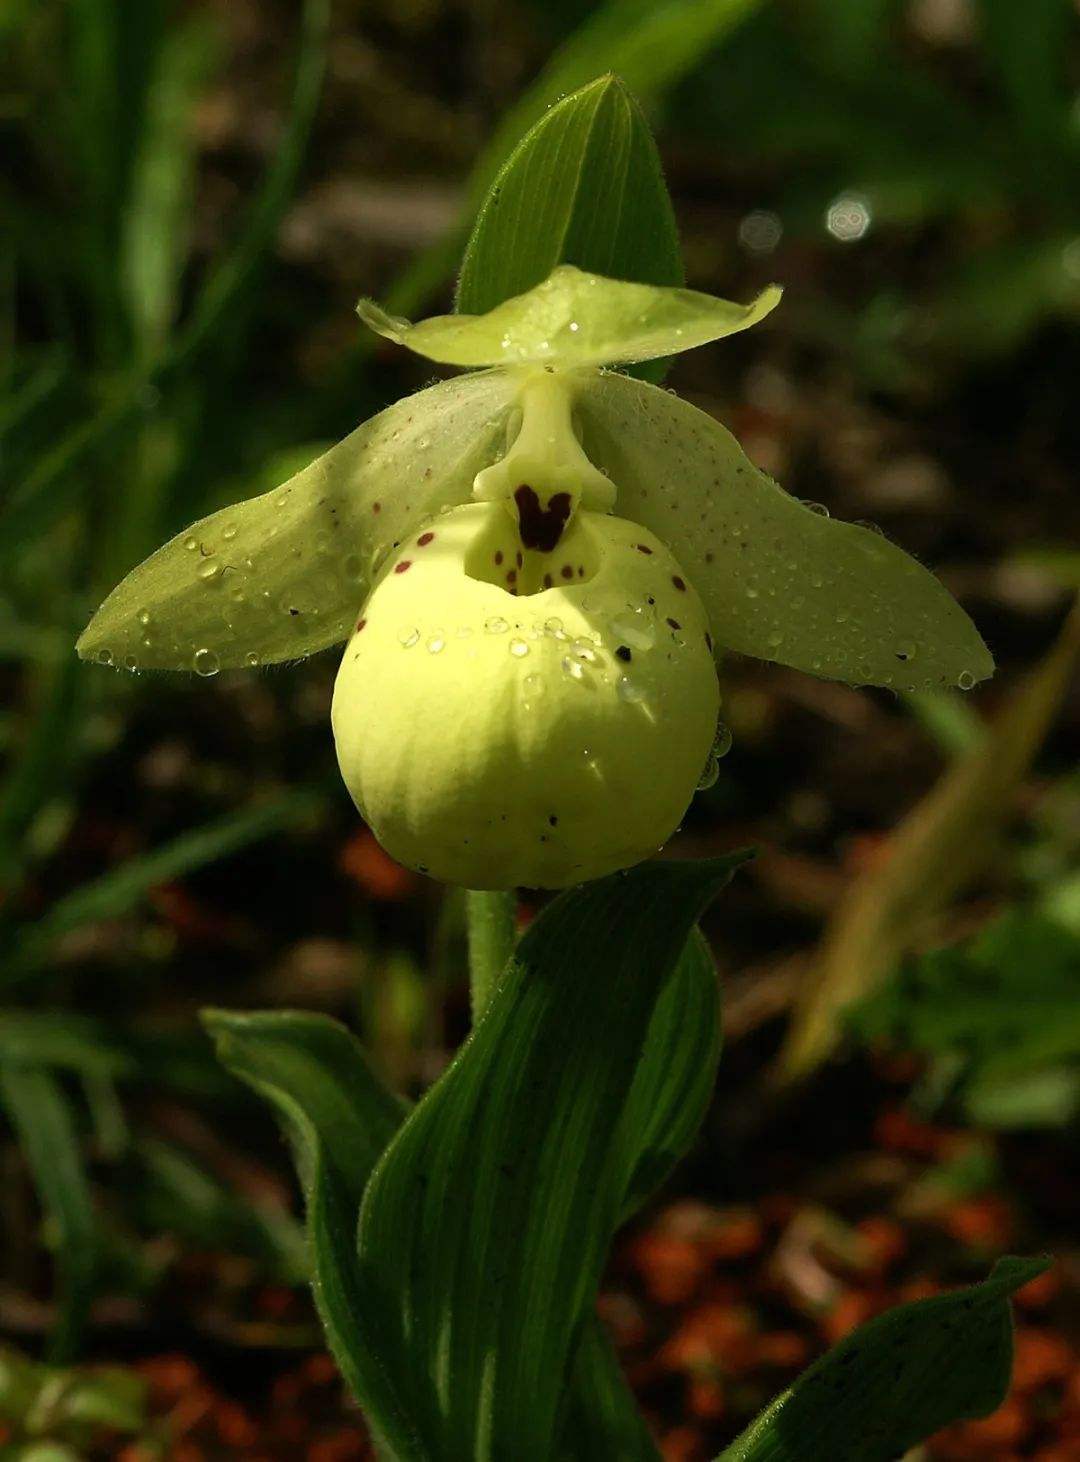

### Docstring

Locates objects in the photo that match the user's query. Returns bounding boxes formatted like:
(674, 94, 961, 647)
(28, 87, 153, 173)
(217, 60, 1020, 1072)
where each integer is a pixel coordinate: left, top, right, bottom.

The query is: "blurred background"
(2, 1, 1080, 1458)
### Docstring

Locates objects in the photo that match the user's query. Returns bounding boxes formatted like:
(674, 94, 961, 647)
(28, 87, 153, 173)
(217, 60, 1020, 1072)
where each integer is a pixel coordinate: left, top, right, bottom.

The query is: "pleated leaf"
(574, 370, 993, 692)
(719, 1256, 1048, 1462)
(76, 371, 515, 672)
(359, 265, 780, 370)
(204, 1010, 423, 1460)
(456, 76, 682, 323)
(354, 856, 745, 1459)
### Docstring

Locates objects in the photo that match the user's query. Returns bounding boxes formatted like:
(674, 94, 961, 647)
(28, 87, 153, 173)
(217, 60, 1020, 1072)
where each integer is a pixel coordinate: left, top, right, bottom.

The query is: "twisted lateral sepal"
(332, 503, 718, 889)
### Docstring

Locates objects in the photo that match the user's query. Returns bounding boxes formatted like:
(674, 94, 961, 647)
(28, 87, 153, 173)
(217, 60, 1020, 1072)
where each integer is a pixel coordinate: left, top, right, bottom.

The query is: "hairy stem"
(466, 889, 516, 1020)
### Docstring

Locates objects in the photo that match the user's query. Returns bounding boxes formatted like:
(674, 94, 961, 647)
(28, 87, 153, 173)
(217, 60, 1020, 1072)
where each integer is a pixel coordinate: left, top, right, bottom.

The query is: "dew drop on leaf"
(193, 648, 219, 677)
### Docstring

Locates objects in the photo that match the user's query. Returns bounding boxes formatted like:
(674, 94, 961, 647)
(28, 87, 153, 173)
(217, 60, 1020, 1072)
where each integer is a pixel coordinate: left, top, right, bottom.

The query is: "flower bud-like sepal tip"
(332, 502, 719, 888)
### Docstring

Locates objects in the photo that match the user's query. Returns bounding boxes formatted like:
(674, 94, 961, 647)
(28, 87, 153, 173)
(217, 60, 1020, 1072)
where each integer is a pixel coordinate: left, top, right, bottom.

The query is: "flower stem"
(466, 890, 516, 1020)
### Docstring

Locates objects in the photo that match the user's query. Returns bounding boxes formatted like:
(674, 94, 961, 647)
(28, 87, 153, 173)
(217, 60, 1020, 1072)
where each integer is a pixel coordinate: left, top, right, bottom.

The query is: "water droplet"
(568, 320, 580, 333)
(96, 648, 113, 666)
(895, 641, 917, 662)
(137, 609, 152, 627)
(713, 722, 733, 759)
(197, 560, 221, 583)
(193, 648, 219, 677)
(766, 630, 784, 648)
(184, 536, 198, 552)
(803, 501, 830, 517)
(543, 616, 565, 638)
(562, 656, 585, 681)
(123, 654, 138, 671)
(398, 626, 420, 648)
(697, 753, 720, 791)
(570, 639, 599, 665)
(617, 676, 646, 704)
(957, 669, 975, 691)
(509, 638, 530, 658)
(245, 651, 260, 667)
(222, 522, 237, 541)
(486, 616, 509, 634)
(426, 633, 445, 654)
(610, 610, 655, 651)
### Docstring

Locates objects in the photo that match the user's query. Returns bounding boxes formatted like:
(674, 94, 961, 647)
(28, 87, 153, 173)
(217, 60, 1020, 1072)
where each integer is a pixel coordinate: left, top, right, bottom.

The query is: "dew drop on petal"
(197, 560, 222, 583)
(609, 610, 655, 651)
(137, 608, 152, 627)
(486, 616, 509, 634)
(562, 656, 585, 681)
(509, 638, 529, 658)
(398, 626, 420, 648)
(957, 669, 975, 691)
(245, 651, 260, 667)
(96, 648, 113, 666)
(426, 633, 445, 654)
(616, 676, 646, 704)
(193, 648, 219, 677)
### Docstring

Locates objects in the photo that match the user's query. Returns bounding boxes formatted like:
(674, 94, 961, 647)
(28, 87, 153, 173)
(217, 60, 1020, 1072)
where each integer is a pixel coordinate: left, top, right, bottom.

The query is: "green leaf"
(561, 1321, 659, 1461)
(620, 927, 721, 1216)
(360, 265, 779, 369)
(120, 10, 222, 360)
(355, 856, 746, 1459)
(573, 370, 993, 692)
(457, 77, 683, 322)
(850, 910, 1080, 1127)
(718, 1255, 1048, 1462)
(75, 372, 516, 673)
(381, 0, 767, 325)
(3, 790, 323, 984)
(203, 1010, 421, 1459)
(0, 1068, 97, 1363)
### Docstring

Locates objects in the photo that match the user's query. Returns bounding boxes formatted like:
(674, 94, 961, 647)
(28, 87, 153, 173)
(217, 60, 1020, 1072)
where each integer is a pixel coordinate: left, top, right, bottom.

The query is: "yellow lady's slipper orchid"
(77, 267, 992, 888)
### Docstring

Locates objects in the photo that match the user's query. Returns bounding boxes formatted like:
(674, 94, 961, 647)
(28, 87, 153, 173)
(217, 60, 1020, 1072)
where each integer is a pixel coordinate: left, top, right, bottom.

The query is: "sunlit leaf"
(75, 372, 515, 672)
(574, 370, 992, 691)
(359, 266, 779, 369)
(457, 77, 682, 387)
(719, 1256, 1048, 1462)
(354, 856, 745, 1458)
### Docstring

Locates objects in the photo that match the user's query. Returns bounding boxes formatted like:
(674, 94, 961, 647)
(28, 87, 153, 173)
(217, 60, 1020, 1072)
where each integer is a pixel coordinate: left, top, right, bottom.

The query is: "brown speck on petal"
(560, 565, 574, 580)
(372, 501, 381, 513)
(495, 550, 503, 566)
(394, 560, 412, 574)
(417, 532, 435, 547)
(672, 575, 686, 591)
(356, 617, 367, 632)
(636, 543, 653, 555)
(667, 617, 681, 630)
(507, 570, 517, 585)
(543, 573, 553, 588)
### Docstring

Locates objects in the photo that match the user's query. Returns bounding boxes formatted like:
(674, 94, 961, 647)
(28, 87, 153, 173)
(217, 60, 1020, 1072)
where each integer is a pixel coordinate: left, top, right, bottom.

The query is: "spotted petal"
(76, 371, 517, 673)
(357, 265, 780, 370)
(573, 371, 993, 692)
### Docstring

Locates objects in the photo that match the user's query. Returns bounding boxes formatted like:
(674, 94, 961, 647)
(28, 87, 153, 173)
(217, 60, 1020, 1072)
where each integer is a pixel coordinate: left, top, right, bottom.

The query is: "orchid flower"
(77, 267, 991, 888)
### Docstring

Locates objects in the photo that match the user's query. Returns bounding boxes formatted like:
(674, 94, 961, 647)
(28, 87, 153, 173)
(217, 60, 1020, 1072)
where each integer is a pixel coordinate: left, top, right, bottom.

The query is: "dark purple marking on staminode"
(514, 485, 572, 552)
